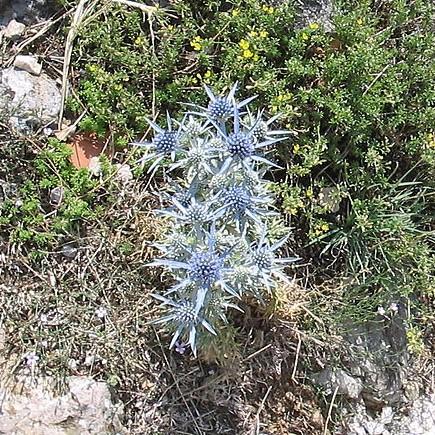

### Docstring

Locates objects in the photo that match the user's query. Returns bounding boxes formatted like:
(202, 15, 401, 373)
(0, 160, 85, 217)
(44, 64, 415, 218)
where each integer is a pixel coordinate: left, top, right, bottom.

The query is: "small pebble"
(14, 55, 42, 76)
(3, 20, 26, 40)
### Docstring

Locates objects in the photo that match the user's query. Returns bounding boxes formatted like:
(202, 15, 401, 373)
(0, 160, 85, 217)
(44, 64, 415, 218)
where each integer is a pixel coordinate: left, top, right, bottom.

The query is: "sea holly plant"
(134, 84, 299, 356)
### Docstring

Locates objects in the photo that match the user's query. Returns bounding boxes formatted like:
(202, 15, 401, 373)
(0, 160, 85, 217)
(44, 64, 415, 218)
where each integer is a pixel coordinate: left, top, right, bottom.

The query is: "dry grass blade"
(111, 0, 159, 13)
(323, 386, 339, 435)
(255, 385, 272, 435)
(58, 0, 99, 128)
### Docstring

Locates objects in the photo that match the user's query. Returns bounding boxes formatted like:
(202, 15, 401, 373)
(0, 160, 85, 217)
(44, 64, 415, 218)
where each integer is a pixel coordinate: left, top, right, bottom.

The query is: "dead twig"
(323, 386, 339, 435)
(111, 0, 158, 13)
(291, 333, 302, 382)
(255, 385, 272, 435)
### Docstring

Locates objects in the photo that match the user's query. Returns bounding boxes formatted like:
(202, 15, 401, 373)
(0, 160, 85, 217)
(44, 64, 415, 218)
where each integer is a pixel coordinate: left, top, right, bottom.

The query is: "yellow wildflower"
(134, 36, 145, 46)
(262, 5, 274, 14)
(306, 187, 314, 199)
(259, 30, 269, 38)
(357, 18, 363, 25)
(167, 24, 174, 30)
(309, 22, 319, 30)
(243, 49, 254, 58)
(204, 70, 212, 79)
(253, 53, 259, 62)
(190, 36, 203, 51)
(293, 144, 300, 154)
(232, 8, 240, 16)
(239, 39, 250, 50)
(249, 31, 258, 37)
(301, 32, 309, 41)
(321, 223, 329, 232)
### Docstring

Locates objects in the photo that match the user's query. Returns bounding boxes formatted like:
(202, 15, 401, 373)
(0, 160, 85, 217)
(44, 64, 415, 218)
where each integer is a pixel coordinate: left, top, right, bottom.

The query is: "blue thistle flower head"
(252, 247, 274, 271)
(154, 130, 179, 154)
(185, 202, 210, 224)
(227, 132, 254, 159)
(174, 189, 192, 208)
(223, 186, 250, 213)
(173, 299, 197, 324)
(252, 120, 269, 142)
(208, 97, 234, 120)
(189, 251, 223, 287)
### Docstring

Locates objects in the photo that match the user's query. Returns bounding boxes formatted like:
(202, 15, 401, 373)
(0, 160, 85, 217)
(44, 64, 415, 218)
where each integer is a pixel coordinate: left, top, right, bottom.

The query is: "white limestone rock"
(2, 19, 26, 39)
(0, 67, 61, 132)
(0, 376, 127, 434)
(14, 55, 43, 76)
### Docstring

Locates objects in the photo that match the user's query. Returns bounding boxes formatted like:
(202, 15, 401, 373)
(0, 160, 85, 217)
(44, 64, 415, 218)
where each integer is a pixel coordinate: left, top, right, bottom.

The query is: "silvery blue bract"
(133, 84, 299, 356)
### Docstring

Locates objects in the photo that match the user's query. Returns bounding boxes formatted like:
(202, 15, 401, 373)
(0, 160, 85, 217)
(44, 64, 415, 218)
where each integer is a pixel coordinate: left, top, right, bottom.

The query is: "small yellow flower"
(253, 53, 259, 62)
(301, 32, 309, 41)
(249, 31, 258, 37)
(306, 187, 314, 199)
(239, 39, 250, 50)
(204, 70, 212, 79)
(321, 223, 329, 232)
(232, 8, 240, 17)
(426, 133, 435, 148)
(243, 49, 254, 58)
(293, 144, 300, 154)
(190, 36, 203, 51)
(357, 18, 363, 25)
(309, 22, 319, 30)
(262, 5, 274, 14)
(167, 24, 174, 30)
(134, 36, 145, 46)
(259, 30, 269, 38)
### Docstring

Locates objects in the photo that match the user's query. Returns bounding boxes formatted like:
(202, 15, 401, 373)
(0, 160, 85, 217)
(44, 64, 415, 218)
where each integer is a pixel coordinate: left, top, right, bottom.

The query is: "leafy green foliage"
(0, 139, 100, 251)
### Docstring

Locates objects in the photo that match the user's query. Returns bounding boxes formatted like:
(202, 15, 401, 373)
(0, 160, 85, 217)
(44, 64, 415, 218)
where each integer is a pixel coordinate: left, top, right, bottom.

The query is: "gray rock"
(341, 396, 435, 435)
(342, 312, 409, 406)
(14, 55, 42, 76)
(294, 0, 335, 32)
(0, 375, 127, 434)
(49, 186, 64, 208)
(0, 179, 18, 203)
(60, 243, 78, 259)
(2, 19, 26, 39)
(0, 67, 61, 132)
(313, 367, 363, 399)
